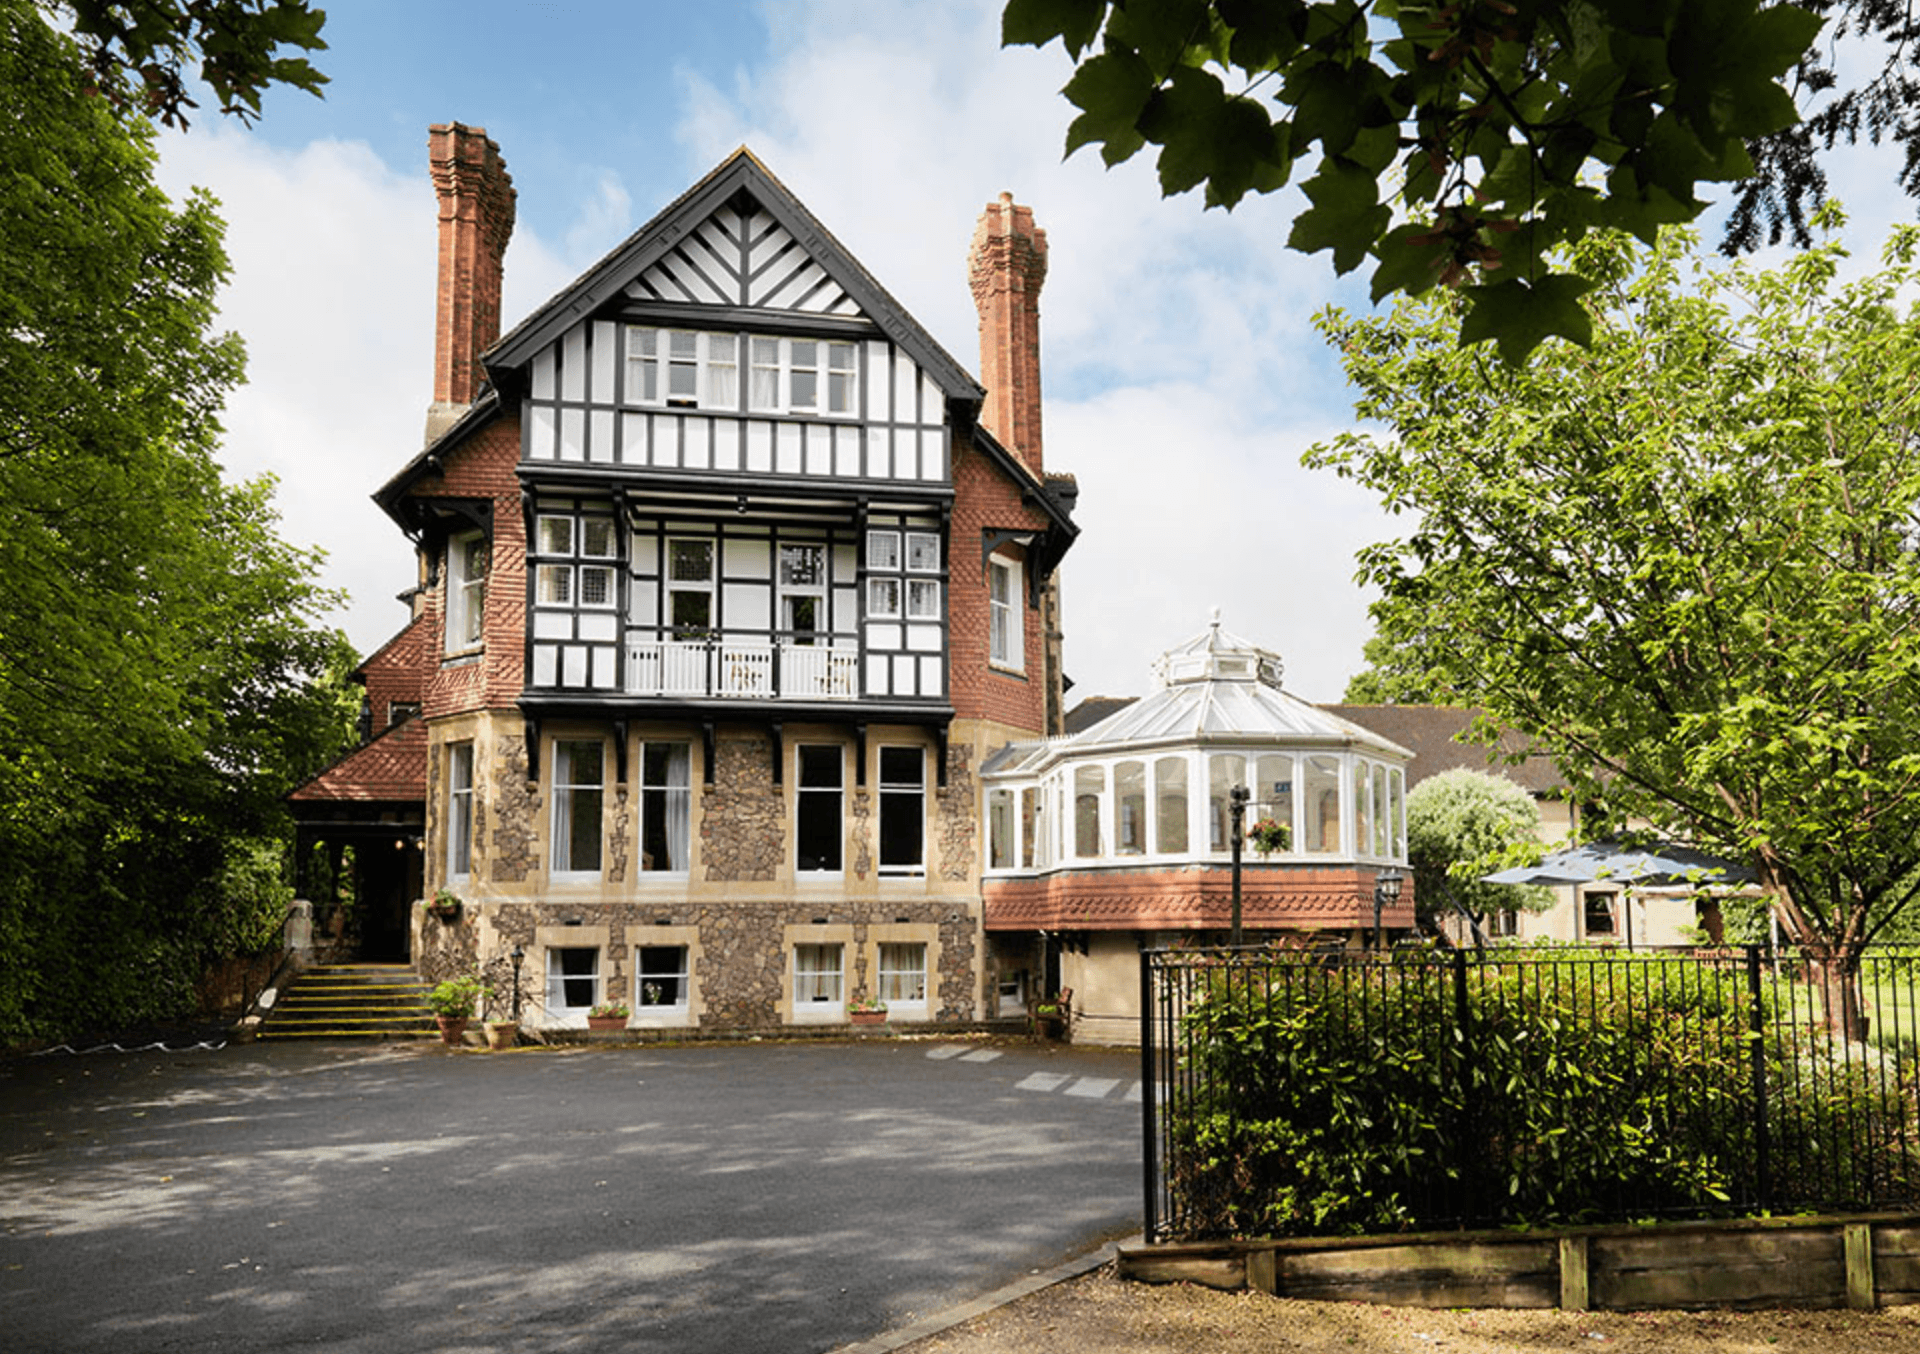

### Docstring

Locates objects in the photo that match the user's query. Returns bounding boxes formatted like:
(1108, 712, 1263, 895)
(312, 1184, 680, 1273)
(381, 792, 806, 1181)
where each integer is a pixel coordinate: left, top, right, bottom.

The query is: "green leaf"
(1368, 222, 1450, 303)
(1002, 0, 1109, 57)
(1457, 273, 1595, 364)
(1062, 49, 1157, 159)
(1288, 156, 1389, 274)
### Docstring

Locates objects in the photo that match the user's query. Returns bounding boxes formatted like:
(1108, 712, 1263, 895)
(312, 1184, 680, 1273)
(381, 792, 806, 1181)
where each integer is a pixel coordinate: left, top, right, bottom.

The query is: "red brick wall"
(410, 418, 527, 720)
(983, 865, 1417, 932)
(428, 123, 515, 408)
(949, 437, 1054, 733)
(968, 193, 1047, 479)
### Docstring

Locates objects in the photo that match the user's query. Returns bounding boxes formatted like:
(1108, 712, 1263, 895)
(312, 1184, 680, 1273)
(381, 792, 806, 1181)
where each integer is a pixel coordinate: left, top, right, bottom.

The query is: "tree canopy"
(0, 0, 353, 1043)
(1307, 212, 1920, 960)
(1003, 0, 1916, 363)
(1405, 768, 1555, 938)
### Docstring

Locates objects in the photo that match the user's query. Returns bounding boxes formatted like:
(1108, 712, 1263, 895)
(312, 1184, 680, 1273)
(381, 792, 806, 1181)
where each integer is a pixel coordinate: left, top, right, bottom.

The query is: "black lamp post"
(1229, 784, 1250, 945)
(1373, 868, 1403, 951)
(510, 943, 525, 1023)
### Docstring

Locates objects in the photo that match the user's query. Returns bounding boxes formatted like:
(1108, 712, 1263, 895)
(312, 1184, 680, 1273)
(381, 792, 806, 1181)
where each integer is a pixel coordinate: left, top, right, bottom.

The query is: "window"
(628, 328, 739, 409)
(537, 512, 617, 611)
(1074, 764, 1105, 858)
(1115, 760, 1146, 856)
(1354, 762, 1373, 859)
(1584, 891, 1617, 937)
(1255, 753, 1294, 854)
(906, 532, 940, 572)
(878, 746, 925, 875)
(868, 527, 939, 622)
(1208, 754, 1246, 852)
(638, 742, 690, 873)
(988, 788, 1015, 869)
(989, 555, 1023, 670)
(868, 530, 901, 571)
(1304, 755, 1342, 854)
(1155, 756, 1189, 854)
(878, 943, 927, 1009)
(551, 739, 604, 876)
(546, 947, 600, 1015)
(796, 745, 843, 873)
(667, 539, 715, 636)
(447, 742, 474, 880)
(1021, 786, 1041, 869)
(780, 543, 826, 645)
(793, 943, 844, 1008)
(389, 701, 421, 727)
(868, 577, 901, 619)
(906, 579, 941, 619)
(634, 945, 689, 1013)
(446, 531, 488, 653)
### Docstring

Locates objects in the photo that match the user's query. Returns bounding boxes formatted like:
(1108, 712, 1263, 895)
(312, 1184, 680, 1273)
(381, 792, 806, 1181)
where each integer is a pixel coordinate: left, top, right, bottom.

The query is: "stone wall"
(701, 733, 782, 882)
(491, 732, 537, 883)
(936, 742, 976, 882)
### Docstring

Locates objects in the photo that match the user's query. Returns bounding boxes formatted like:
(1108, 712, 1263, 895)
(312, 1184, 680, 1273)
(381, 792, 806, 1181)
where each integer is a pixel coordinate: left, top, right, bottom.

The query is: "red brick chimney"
(427, 122, 516, 442)
(968, 192, 1047, 477)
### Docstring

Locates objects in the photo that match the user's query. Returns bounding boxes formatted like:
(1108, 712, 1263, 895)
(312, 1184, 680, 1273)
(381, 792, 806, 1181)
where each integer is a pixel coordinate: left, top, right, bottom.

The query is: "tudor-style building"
(291, 125, 1077, 1031)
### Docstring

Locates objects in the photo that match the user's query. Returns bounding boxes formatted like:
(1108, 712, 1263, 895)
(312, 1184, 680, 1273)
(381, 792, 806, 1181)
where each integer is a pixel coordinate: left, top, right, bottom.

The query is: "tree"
(59, 0, 328, 127)
(0, 1, 353, 1043)
(1406, 769, 1554, 941)
(1306, 213, 1920, 1023)
(1342, 630, 1462, 704)
(1002, 0, 1906, 363)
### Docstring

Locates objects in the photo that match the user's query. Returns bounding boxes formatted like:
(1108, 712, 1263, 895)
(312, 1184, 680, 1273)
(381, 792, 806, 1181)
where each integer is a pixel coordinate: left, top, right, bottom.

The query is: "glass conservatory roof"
(1062, 614, 1411, 759)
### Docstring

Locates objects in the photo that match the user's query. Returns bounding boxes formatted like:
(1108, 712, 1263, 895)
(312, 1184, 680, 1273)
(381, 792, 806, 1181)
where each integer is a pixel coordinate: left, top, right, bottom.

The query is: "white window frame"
(906, 532, 940, 572)
(745, 334, 860, 417)
(667, 537, 716, 637)
(550, 738, 605, 879)
(638, 741, 691, 875)
(877, 746, 925, 877)
(779, 542, 828, 645)
(988, 554, 1023, 671)
(446, 531, 487, 654)
(906, 578, 941, 620)
(867, 530, 902, 571)
(447, 741, 474, 881)
(877, 942, 928, 1014)
(633, 944, 690, 1018)
(868, 577, 901, 620)
(627, 327, 739, 410)
(792, 942, 844, 1019)
(545, 946, 601, 1019)
(795, 744, 844, 876)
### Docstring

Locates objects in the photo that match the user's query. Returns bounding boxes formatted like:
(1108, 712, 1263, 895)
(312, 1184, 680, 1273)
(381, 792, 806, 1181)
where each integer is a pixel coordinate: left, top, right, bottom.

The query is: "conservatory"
(980, 616, 1415, 1044)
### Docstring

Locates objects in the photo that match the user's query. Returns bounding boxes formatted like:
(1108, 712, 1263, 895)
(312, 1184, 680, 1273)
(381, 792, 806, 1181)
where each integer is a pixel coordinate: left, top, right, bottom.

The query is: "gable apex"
(487, 149, 982, 404)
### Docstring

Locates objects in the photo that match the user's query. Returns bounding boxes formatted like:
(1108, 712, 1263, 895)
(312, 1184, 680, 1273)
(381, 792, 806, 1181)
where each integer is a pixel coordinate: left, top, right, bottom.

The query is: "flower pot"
(484, 1020, 518, 1050)
(436, 1015, 469, 1046)
(428, 902, 461, 922)
(587, 1015, 626, 1032)
(849, 1009, 887, 1027)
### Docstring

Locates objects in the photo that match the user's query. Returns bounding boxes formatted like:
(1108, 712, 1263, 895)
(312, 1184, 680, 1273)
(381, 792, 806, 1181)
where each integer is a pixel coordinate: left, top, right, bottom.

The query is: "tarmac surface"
(0, 1033, 1142, 1353)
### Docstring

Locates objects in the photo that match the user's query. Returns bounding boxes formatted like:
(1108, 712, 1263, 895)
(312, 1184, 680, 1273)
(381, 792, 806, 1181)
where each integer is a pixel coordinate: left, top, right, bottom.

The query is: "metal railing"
(626, 637, 860, 700)
(1141, 944, 1920, 1241)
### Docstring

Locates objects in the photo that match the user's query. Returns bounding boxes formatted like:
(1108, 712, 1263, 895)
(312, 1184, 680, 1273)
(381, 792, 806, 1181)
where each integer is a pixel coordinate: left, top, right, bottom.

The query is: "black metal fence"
(1139, 945, 1920, 1242)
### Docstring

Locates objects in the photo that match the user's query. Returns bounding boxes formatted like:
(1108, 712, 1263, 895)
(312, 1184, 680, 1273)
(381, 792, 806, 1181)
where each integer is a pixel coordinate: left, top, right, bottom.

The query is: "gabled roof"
(288, 717, 428, 807)
(1320, 705, 1565, 796)
(487, 148, 982, 403)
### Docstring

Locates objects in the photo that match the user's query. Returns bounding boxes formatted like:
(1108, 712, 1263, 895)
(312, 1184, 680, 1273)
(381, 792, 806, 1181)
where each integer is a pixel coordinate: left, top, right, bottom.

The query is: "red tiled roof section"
(359, 613, 429, 732)
(1321, 704, 1565, 795)
(984, 866, 1415, 932)
(289, 718, 428, 804)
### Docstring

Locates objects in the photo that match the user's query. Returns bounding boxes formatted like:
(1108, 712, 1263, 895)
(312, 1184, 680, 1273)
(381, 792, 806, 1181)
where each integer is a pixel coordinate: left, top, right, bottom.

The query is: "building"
(290, 126, 1078, 1031)
(980, 618, 1415, 1044)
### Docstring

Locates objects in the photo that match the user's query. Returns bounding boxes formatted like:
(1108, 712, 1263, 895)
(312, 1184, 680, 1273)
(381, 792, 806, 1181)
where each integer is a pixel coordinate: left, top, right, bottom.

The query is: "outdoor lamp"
(1373, 867, 1403, 950)
(510, 943, 525, 1022)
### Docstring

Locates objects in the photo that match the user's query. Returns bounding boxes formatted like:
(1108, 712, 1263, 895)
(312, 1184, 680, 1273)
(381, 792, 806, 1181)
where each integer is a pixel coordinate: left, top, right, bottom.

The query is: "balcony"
(627, 638, 860, 700)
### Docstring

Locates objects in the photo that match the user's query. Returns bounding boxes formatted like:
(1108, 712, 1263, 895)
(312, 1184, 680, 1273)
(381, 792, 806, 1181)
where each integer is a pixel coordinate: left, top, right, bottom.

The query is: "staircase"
(258, 963, 436, 1040)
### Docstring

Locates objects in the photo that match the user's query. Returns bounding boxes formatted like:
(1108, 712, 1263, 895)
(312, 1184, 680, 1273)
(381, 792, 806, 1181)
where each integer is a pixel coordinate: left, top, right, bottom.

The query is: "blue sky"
(150, 0, 1915, 703)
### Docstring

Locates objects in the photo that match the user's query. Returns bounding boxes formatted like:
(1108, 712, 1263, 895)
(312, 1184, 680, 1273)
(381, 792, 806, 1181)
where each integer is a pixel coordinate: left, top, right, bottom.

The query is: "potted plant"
(587, 999, 629, 1032)
(425, 888, 462, 922)
(1031, 988, 1072, 1041)
(428, 973, 484, 1045)
(847, 995, 888, 1027)
(1247, 817, 1291, 856)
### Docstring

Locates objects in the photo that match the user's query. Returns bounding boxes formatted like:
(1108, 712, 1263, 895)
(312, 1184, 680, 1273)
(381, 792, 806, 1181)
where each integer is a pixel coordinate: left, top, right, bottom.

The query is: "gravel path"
(898, 1267, 1920, 1353)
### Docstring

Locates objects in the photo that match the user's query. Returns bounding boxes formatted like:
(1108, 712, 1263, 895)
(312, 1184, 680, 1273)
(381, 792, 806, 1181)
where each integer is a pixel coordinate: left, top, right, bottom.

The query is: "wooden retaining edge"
(1118, 1212, 1920, 1311)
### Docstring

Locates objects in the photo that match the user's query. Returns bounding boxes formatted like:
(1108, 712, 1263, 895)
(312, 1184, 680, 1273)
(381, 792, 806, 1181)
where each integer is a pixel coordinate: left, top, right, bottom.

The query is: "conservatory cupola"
(980, 615, 1414, 936)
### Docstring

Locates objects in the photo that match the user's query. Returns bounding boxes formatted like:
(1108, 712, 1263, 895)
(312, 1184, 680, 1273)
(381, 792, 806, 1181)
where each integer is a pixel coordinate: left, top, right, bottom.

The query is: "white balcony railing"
(626, 638, 860, 700)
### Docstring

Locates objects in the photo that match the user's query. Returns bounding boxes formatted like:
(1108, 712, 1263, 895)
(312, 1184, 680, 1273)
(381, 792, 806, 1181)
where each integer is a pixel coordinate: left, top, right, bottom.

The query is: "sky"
(148, 0, 1917, 706)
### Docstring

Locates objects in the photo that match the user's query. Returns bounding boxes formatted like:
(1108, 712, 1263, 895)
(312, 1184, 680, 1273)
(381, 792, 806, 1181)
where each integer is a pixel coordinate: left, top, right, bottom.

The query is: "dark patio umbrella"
(1482, 838, 1755, 888)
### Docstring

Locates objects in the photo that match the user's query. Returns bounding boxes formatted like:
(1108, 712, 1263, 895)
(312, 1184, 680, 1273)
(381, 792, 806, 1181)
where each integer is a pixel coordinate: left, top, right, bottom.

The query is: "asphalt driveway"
(0, 1036, 1142, 1353)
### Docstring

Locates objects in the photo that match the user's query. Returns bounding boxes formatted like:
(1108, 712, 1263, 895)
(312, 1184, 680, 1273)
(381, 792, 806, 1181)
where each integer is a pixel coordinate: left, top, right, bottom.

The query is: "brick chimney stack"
(968, 192, 1047, 477)
(427, 122, 516, 443)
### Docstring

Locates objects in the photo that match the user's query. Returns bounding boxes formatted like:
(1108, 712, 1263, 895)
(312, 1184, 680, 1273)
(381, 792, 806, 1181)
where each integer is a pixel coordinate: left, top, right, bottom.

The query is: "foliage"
(1165, 950, 1920, 1238)
(1341, 630, 1462, 705)
(847, 995, 888, 1013)
(58, 0, 328, 127)
(0, 2, 357, 1045)
(1306, 216, 1920, 962)
(1405, 769, 1554, 931)
(428, 974, 484, 1020)
(1001, 0, 1911, 363)
(588, 999, 631, 1020)
(1246, 816, 1291, 853)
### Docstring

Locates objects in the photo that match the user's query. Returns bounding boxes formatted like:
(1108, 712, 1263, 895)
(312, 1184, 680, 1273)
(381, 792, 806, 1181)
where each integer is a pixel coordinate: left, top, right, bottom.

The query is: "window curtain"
(664, 744, 689, 872)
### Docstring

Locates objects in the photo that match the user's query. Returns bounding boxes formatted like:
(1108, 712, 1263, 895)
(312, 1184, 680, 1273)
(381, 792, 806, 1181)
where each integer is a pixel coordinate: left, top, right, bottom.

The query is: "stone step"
(260, 964, 438, 1041)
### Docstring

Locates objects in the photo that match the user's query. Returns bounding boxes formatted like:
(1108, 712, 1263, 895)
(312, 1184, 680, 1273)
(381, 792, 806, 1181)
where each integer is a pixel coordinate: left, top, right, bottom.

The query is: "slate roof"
(288, 717, 428, 806)
(1320, 704, 1565, 795)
